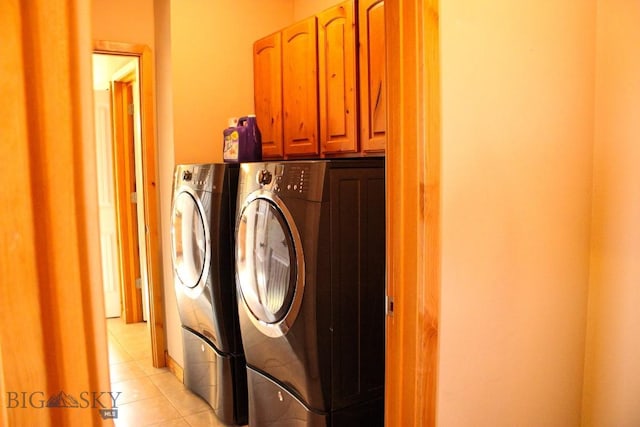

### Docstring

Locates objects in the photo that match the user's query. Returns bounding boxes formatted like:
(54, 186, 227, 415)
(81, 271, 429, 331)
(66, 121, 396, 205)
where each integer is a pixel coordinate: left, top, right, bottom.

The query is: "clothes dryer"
(171, 163, 247, 425)
(234, 159, 385, 426)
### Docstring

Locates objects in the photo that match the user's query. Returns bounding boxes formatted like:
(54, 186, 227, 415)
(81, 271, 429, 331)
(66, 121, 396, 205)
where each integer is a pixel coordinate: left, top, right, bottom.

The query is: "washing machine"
(170, 163, 247, 425)
(234, 159, 385, 426)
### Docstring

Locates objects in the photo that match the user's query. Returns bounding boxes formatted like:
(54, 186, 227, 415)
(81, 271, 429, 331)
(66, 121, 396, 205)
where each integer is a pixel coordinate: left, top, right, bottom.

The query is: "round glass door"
(171, 190, 209, 289)
(236, 196, 301, 336)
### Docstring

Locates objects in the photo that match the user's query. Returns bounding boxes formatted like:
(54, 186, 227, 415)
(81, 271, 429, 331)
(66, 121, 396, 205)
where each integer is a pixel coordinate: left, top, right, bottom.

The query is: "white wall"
(582, 1, 640, 425)
(438, 1, 595, 425)
(92, 54, 135, 90)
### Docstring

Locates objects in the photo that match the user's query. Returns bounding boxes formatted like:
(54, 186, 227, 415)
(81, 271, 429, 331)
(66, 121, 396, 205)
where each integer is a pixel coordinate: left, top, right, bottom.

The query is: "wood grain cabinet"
(253, 32, 284, 158)
(253, 0, 385, 159)
(282, 17, 320, 157)
(318, 1, 358, 155)
(358, 0, 386, 153)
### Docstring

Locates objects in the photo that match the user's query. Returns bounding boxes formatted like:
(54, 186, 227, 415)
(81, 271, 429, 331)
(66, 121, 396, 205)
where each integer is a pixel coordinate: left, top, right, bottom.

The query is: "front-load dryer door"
(235, 193, 304, 338)
(171, 188, 211, 299)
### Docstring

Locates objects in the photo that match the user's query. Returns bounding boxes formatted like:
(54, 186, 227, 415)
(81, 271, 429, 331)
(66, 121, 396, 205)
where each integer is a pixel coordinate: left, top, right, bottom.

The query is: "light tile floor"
(107, 317, 228, 427)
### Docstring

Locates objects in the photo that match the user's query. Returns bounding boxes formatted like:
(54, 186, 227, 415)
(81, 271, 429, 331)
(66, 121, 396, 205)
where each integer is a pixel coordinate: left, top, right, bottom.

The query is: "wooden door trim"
(385, 0, 441, 426)
(94, 40, 167, 368)
(111, 79, 143, 323)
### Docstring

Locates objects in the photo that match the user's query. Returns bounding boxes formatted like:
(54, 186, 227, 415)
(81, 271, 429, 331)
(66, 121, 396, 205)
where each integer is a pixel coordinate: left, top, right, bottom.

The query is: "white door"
(94, 89, 122, 318)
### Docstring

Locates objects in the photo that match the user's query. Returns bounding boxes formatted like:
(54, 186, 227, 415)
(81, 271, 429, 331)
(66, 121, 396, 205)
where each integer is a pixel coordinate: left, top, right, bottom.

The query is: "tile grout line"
(108, 318, 200, 427)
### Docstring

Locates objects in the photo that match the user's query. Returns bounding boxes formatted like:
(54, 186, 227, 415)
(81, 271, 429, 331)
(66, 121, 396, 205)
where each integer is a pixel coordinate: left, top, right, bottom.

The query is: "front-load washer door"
(235, 192, 304, 338)
(171, 188, 211, 299)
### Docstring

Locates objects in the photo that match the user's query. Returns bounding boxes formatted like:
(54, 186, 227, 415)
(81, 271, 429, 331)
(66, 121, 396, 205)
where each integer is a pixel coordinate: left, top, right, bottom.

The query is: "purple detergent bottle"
(236, 114, 262, 162)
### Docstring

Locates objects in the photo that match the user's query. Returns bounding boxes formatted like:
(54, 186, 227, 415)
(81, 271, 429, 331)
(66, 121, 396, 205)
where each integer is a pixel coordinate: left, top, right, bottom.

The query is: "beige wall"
(582, 1, 640, 425)
(170, 0, 343, 163)
(92, 0, 155, 47)
(293, 0, 339, 21)
(438, 1, 595, 425)
(171, 0, 294, 165)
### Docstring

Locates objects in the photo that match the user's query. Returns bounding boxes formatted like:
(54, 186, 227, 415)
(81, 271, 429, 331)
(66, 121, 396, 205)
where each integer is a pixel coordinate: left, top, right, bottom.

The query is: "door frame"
(384, 0, 441, 426)
(111, 77, 144, 323)
(94, 40, 167, 368)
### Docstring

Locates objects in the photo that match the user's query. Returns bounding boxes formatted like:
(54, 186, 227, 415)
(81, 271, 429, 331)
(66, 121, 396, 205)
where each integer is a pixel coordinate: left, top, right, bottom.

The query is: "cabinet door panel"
(254, 33, 283, 158)
(359, 0, 386, 153)
(282, 17, 319, 157)
(318, 1, 357, 155)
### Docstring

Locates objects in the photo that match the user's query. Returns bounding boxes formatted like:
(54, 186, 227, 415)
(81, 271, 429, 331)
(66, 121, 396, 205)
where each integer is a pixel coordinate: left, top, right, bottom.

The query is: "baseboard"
(165, 350, 184, 384)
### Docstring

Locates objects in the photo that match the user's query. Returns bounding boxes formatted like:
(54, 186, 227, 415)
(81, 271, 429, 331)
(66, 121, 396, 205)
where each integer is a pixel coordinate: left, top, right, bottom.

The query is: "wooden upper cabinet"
(359, 0, 386, 153)
(318, 1, 358, 155)
(254, 33, 284, 159)
(282, 17, 320, 157)
(253, 0, 386, 159)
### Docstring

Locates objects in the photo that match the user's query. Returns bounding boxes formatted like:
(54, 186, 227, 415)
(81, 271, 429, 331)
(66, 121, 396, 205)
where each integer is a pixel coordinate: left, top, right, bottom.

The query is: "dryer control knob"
(182, 170, 193, 181)
(257, 169, 272, 185)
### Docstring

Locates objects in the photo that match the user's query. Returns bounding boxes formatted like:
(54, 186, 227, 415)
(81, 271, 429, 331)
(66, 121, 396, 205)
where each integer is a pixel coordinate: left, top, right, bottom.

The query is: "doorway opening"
(93, 54, 145, 322)
(92, 41, 166, 368)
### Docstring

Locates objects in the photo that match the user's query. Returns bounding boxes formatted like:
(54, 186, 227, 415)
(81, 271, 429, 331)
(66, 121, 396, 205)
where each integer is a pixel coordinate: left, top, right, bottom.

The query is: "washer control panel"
(276, 165, 308, 195)
(254, 162, 325, 201)
(176, 165, 213, 191)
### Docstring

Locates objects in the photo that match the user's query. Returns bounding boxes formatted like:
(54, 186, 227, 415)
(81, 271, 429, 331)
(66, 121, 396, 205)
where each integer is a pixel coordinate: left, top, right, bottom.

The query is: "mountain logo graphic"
(46, 391, 80, 408)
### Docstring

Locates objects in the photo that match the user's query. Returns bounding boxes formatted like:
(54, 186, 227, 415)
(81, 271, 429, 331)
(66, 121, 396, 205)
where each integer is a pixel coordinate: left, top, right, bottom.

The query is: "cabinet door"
(254, 33, 284, 159)
(359, 0, 386, 153)
(318, 1, 357, 155)
(282, 17, 319, 157)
